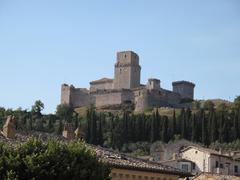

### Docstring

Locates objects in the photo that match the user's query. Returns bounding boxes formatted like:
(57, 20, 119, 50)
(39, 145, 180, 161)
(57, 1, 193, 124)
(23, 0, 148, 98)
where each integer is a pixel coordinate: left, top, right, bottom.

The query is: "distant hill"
(198, 99, 233, 108)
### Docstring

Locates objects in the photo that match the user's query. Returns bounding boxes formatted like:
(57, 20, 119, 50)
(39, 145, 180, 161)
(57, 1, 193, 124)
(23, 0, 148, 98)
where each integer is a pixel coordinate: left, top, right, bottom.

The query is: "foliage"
(203, 100, 215, 110)
(56, 104, 74, 123)
(0, 138, 110, 180)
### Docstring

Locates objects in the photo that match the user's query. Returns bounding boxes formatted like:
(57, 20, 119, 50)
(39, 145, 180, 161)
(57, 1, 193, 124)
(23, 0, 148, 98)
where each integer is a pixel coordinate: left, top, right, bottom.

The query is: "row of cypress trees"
(86, 105, 240, 149)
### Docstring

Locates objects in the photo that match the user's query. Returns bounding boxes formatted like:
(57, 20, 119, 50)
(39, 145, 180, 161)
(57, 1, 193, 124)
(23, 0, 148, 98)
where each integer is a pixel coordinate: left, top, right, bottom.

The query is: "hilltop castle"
(61, 51, 195, 112)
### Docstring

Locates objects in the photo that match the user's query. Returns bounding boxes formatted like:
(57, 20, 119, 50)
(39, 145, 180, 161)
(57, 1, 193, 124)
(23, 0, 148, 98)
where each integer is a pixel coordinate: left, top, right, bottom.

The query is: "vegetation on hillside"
(0, 96, 240, 152)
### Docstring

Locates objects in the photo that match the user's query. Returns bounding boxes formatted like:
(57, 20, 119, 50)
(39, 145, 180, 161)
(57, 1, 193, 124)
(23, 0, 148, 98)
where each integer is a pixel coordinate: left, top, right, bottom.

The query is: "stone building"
(61, 51, 195, 112)
(181, 146, 240, 176)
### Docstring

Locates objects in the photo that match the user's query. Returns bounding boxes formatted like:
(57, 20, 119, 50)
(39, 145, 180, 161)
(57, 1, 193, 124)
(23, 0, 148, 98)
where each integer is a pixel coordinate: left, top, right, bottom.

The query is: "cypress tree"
(191, 114, 197, 142)
(185, 108, 192, 139)
(155, 109, 161, 140)
(109, 113, 114, 147)
(219, 111, 224, 143)
(180, 108, 186, 139)
(201, 109, 207, 145)
(57, 119, 63, 135)
(162, 116, 169, 143)
(122, 111, 129, 143)
(150, 112, 156, 142)
(210, 110, 218, 143)
(232, 110, 238, 140)
(238, 109, 240, 138)
(86, 108, 91, 142)
(172, 109, 176, 137)
(89, 109, 97, 145)
(97, 114, 104, 146)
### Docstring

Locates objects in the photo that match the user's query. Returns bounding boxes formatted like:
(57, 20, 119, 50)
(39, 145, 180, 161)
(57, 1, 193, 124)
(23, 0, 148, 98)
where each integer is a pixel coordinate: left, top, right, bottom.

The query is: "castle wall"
(134, 89, 150, 112)
(70, 88, 93, 108)
(161, 89, 182, 107)
(134, 88, 182, 112)
(90, 81, 113, 92)
(93, 90, 134, 107)
(61, 84, 71, 105)
(61, 84, 93, 108)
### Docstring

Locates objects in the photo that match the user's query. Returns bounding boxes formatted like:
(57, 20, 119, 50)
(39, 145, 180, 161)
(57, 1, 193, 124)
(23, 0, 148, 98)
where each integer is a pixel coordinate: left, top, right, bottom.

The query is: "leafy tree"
(234, 96, 240, 110)
(192, 100, 201, 110)
(56, 104, 74, 123)
(31, 100, 44, 117)
(203, 100, 214, 110)
(0, 138, 111, 180)
(216, 103, 227, 112)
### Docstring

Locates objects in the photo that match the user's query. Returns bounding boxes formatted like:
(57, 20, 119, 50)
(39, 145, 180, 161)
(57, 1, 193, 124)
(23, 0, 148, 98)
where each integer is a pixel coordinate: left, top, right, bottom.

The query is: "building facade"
(181, 146, 240, 176)
(61, 51, 195, 112)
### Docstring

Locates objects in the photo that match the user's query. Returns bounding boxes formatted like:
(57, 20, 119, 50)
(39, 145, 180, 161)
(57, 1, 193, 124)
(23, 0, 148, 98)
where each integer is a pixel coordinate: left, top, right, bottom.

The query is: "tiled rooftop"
(89, 145, 192, 177)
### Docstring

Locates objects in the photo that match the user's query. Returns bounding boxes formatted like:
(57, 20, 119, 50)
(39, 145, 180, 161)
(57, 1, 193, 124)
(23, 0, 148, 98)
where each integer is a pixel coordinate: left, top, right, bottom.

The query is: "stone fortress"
(61, 51, 195, 112)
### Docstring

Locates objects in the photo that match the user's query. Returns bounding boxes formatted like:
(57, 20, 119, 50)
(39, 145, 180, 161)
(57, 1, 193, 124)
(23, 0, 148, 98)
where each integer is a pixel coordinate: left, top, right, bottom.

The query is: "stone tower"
(114, 51, 141, 89)
(172, 81, 195, 100)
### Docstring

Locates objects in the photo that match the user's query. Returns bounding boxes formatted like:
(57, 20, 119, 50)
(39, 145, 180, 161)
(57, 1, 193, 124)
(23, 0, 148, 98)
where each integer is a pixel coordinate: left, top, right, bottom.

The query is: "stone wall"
(61, 84, 72, 105)
(172, 81, 195, 100)
(70, 88, 93, 108)
(61, 84, 93, 108)
(90, 81, 113, 92)
(92, 89, 134, 107)
(134, 89, 149, 112)
(160, 89, 182, 107)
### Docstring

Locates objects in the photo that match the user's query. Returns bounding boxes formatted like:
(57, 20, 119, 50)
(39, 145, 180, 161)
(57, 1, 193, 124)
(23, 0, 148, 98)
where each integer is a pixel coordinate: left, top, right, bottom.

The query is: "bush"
(0, 138, 111, 180)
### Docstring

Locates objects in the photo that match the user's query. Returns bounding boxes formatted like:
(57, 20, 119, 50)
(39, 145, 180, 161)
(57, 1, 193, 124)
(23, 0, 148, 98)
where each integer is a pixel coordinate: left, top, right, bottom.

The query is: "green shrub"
(0, 138, 110, 180)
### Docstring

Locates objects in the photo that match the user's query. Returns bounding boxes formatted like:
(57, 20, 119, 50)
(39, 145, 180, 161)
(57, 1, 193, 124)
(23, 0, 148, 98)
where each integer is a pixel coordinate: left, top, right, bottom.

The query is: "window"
(215, 161, 219, 168)
(192, 163, 196, 170)
(182, 164, 189, 172)
(195, 151, 198, 154)
(235, 165, 238, 173)
(220, 163, 224, 169)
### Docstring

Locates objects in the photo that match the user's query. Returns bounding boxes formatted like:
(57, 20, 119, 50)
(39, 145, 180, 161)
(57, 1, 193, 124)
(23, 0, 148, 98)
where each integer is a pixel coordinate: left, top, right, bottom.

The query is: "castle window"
(124, 54, 127, 58)
(235, 165, 238, 173)
(220, 163, 224, 169)
(120, 69, 122, 74)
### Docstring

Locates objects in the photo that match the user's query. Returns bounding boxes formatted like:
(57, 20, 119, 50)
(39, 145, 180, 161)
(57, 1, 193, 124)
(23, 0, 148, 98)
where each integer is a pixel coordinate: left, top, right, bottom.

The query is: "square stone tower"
(172, 81, 195, 100)
(114, 51, 141, 89)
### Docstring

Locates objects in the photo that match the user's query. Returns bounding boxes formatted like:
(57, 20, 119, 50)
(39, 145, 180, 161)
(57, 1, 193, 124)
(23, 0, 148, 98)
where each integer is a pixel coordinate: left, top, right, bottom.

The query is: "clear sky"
(0, 0, 240, 113)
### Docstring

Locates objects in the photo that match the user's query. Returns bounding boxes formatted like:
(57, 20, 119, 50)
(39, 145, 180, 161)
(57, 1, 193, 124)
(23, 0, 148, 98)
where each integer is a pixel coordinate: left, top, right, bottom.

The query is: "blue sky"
(0, 0, 240, 113)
